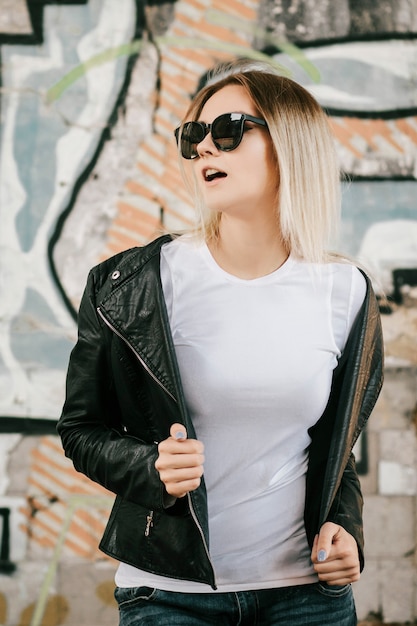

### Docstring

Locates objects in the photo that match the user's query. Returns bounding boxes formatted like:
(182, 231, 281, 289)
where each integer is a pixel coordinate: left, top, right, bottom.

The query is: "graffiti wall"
(1, 0, 416, 624)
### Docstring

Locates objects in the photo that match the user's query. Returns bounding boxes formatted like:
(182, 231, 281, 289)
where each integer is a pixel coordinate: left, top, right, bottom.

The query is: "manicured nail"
(175, 431, 186, 440)
(318, 550, 327, 562)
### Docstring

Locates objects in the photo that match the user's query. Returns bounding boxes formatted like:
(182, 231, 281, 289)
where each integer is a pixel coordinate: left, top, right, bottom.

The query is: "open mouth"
(204, 168, 227, 182)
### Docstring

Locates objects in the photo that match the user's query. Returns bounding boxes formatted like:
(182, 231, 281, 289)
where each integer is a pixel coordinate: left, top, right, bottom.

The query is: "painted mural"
(1, 1, 416, 423)
(0, 0, 417, 624)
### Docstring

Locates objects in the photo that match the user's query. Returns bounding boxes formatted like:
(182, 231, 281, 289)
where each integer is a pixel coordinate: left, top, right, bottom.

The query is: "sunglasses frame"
(174, 112, 267, 160)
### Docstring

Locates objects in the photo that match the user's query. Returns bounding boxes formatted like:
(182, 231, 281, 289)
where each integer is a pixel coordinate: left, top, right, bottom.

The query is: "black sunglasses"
(174, 112, 267, 160)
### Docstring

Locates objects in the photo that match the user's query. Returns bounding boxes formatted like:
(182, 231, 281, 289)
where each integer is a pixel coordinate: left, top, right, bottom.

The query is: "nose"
(196, 131, 219, 158)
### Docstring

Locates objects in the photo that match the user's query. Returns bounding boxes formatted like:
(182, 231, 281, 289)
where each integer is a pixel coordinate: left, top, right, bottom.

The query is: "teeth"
(204, 168, 225, 181)
(205, 169, 219, 179)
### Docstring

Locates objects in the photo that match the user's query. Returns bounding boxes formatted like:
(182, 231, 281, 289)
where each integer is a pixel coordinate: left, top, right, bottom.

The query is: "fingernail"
(175, 431, 186, 440)
(318, 550, 327, 562)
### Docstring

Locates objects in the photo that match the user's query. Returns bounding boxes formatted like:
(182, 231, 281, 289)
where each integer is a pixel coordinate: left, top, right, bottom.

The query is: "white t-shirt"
(115, 234, 366, 593)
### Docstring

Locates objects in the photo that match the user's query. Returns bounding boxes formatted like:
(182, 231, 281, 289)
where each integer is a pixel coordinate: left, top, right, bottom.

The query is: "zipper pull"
(145, 511, 154, 537)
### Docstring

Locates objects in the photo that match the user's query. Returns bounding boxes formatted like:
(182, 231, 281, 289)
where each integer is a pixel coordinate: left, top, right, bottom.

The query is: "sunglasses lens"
(211, 114, 242, 151)
(178, 122, 205, 159)
(175, 113, 256, 159)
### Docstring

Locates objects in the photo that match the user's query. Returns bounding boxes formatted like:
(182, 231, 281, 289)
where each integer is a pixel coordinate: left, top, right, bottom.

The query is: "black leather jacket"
(57, 234, 384, 589)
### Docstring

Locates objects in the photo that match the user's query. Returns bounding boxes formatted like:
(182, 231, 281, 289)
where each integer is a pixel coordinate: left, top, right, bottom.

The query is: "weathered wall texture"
(0, 0, 416, 624)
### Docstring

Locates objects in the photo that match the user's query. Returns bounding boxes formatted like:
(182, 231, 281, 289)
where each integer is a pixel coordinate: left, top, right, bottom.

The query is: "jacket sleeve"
(305, 274, 383, 572)
(323, 276, 383, 572)
(325, 453, 365, 570)
(57, 267, 169, 512)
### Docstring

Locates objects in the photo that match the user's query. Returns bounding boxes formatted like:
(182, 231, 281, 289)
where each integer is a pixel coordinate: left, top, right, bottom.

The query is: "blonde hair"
(178, 59, 341, 264)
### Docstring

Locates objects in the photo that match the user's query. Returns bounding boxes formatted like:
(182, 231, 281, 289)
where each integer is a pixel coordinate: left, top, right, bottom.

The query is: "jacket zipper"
(187, 493, 216, 588)
(145, 510, 154, 537)
(97, 307, 176, 402)
(97, 306, 217, 587)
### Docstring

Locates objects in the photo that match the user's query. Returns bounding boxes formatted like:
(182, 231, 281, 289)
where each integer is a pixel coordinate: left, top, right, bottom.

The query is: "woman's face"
(191, 84, 278, 221)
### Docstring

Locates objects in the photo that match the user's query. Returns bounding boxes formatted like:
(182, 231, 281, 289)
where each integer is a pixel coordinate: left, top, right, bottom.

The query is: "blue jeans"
(115, 582, 357, 625)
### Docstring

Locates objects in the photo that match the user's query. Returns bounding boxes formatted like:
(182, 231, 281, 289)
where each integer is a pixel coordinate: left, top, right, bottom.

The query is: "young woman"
(57, 60, 384, 625)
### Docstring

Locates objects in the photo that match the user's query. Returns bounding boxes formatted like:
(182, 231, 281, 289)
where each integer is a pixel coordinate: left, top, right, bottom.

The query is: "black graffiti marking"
(0, 508, 16, 574)
(0, 417, 58, 434)
(27, 494, 59, 518)
(0, 0, 88, 45)
(392, 269, 417, 305)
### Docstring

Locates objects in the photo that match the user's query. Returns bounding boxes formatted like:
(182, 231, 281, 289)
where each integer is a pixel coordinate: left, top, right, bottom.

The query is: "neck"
(208, 214, 288, 279)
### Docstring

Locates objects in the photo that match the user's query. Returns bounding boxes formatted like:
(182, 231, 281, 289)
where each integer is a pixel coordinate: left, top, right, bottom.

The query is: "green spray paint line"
(45, 32, 319, 104)
(29, 495, 113, 626)
(205, 9, 321, 83)
(45, 41, 143, 104)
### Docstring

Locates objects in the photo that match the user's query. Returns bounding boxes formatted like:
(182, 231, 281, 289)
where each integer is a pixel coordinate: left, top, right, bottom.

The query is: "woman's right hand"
(155, 423, 205, 498)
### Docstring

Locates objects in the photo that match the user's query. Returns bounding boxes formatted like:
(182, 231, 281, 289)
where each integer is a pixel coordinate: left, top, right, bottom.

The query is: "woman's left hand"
(311, 522, 360, 585)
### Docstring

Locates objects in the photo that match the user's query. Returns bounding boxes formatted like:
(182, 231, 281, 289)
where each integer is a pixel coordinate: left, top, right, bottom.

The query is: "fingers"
(155, 423, 205, 499)
(170, 423, 187, 440)
(312, 521, 337, 565)
(314, 564, 360, 586)
(312, 523, 361, 585)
